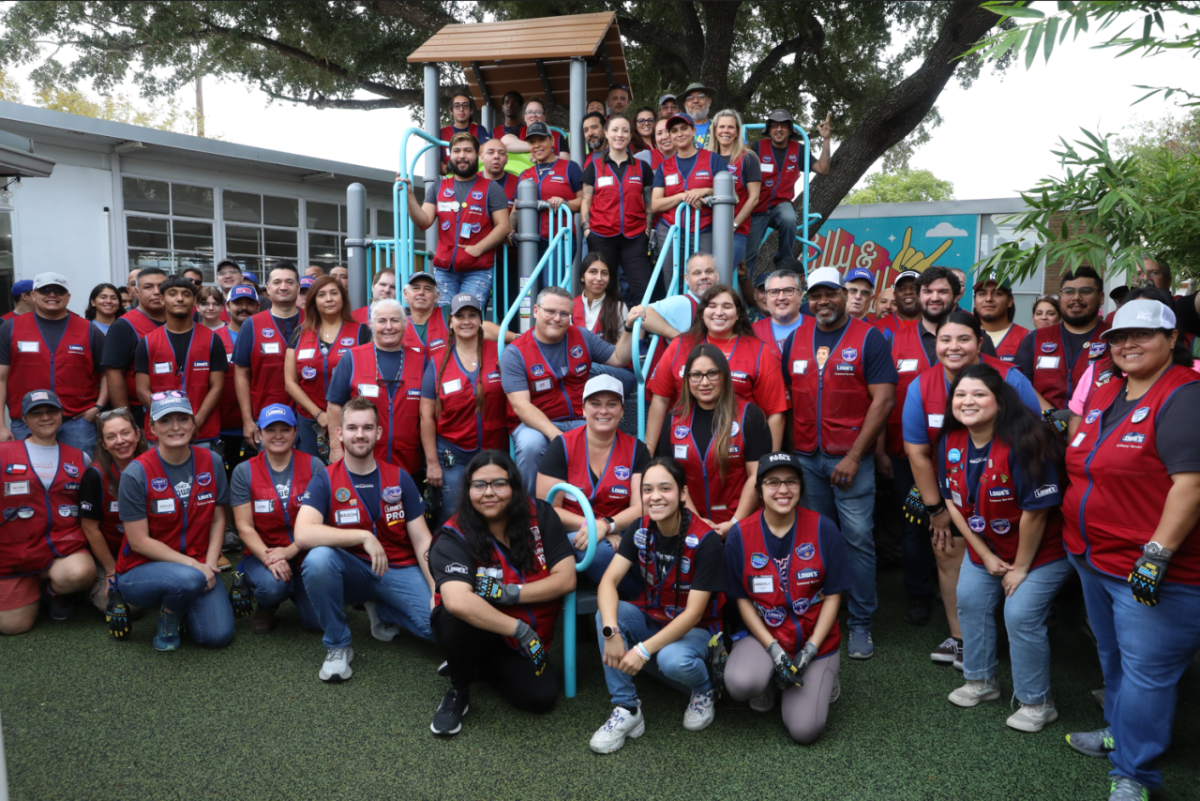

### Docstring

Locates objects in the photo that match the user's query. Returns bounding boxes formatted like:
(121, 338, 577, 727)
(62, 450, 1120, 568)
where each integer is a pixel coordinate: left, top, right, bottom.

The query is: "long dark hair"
(672, 343, 736, 479)
(943, 363, 1061, 486)
(454, 451, 540, 573)
(683, 284, 755, 343)
(579, 252, 624, 345)
(302, 275, 355, 333)
(436, 306, 485, 416)
(1109, 286, 1194, 374)
(86, 283, 125, 322)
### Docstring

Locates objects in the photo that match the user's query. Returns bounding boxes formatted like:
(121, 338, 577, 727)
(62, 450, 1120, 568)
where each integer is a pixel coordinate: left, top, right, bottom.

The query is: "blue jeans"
(957, 556, 1071, 703)
(1072, 554, 1200, 789)
(732, 232, 747, 271)
(891, 456, 936, 599)
(239, 554, 319, 630)
(796, 451, 877, 629)
(295, 415, 325, 461)
(745, 203, 799, 284)
(300, 546, 433, 649)
(117, 562, 234, 648)
(12, 415, 98, 460)
(433, 435, 469, 529)
(595, 601, 713, 708)
(435, 268, 494, 312)
(589, 363, 635, 398)
(512, 419, 585, 495)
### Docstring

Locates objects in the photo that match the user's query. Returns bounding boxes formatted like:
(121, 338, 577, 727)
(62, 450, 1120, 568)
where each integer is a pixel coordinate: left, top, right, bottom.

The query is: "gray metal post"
(568, 57, 587, 290)
(423, 63, 440, 268)
(711, 171, 738, 290)
(346, 183, 368, 310)
(481, 103, 494, 132)
(515, 178, 540, 333)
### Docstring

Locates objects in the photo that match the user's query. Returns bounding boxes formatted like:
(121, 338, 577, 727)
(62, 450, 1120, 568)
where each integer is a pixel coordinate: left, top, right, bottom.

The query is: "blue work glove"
(513, 619, 548, 676)
(475, 574, 521, 605)
(1129, 551, 1170, 607)
(767, 640, 805, 688)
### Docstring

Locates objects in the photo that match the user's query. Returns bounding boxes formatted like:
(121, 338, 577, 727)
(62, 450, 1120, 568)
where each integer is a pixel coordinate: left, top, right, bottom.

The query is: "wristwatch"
(603, 516, 616, 536)
(602, 624, 621, 639)
(1144, 542, 1174, 559)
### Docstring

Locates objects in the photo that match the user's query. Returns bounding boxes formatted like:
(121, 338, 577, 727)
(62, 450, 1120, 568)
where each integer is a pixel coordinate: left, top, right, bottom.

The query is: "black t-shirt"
(538, 435, 651, 485)
(79, 465, 109, 522)
(615, 512, 726, 591)
(0, 314, 106, 372)
(1014, 321, 1102, 392)
(102, 315, 165, 372)
(1098, 379, 1200, 474)
(134, 328, 229, 377)
(1173, 293, 1200, 338)
(657, 403, 769, 465)
(429, 499, 572, 591)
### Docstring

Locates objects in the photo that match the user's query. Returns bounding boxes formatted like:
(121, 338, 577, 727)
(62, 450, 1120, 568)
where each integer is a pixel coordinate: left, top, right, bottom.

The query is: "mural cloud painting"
(925, 221, 969, 238)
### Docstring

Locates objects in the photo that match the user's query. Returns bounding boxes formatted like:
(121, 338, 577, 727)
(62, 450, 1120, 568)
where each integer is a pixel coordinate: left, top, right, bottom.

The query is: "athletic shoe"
(1092, 688, 1106, 709)
(904, 596, 932, 626)
(47, 591, 76, 621)
(364, 601, 401, 642)
(1006, 700, 1059, 732)
(931, 637, 962, 664)
(319, 646, 354, 682)
(437, 661, 450, 677)
(953, 654, 964, 671)
(829, 675, 841, 703)
(589, 706, 645, 754)
(152, 609, 182, 652)
(1066, 726, 1115, 758)
(430, 688, 469, 736)
(682, 689, 716, 731)
(948, 678, 1000, 707)
(847, 627, 874, 660)
(250, 606, 276, 635)
(222, 525, 243, 553)
(749, 683, 777, 712)
(1108, 777, 1150, 801)
(217, 554, 232, 572)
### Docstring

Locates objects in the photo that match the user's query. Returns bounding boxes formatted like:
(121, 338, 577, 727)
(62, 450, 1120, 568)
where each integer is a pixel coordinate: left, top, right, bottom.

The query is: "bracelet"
(925, 501, 947, 516)
(633, 642, 651, 662)
(624, 321, 635, 333)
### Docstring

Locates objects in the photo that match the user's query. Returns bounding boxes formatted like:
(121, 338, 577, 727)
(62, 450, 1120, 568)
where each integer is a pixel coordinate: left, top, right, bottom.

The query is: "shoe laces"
(601, 707, 630, 732)
(159, 611, 179, 637)
(438, 690, 462, 713)
(1110, 777, 1148, 801)
(326, 647, 349, 664)
(689, 691, 714, 713)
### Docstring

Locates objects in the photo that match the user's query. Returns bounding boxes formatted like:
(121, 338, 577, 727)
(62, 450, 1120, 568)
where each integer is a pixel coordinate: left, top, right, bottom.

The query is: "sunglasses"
(151, 390, 188, 401)
(36, 286, 67, 297)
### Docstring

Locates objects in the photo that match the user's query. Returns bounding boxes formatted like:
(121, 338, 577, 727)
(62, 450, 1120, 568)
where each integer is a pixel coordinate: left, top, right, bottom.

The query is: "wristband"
(634, 642, 651, 662)
(924, 501, 947, 516)
(624, 321, 635, 333)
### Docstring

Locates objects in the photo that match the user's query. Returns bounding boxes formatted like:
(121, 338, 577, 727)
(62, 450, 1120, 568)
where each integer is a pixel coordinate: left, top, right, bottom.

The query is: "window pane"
(376, 209, 395, 240)
(173, 220, 213, 253)
(223, 191, 262, 224)
(307, 201, 339, 231)
(123, 178, 170, 215)
(237, 257, 264, 284)
(177, 254, 215, 283)
(264, 227, 297, 258)
(171, 184, 214, 218)
(308, 232, 340, 264)
(264, 195, 299, 227)
(127, 216, 170, 249)
(129, 249, 172, 271)
(226, 224, 262, 256)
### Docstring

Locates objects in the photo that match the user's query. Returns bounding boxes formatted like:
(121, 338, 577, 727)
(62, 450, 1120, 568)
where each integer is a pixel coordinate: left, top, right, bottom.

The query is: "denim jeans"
(891, 455, 936, 600)
(435, 267, 494, 312)
(117, 562, 234, 648)
(239, 554, 319, 630)
(595, 601, 713, 708)
(512, 419, 585, 495)
(432, 435, 469, 529)
(732, 232, 748, 271)
(796, 451, 877, 629)
(294, 416, 326, 462)
(1072, 554, 1200, 789)
(745, 203, 799, 284)
(300, 546, 433, 649)
(12, 415, 98, 460)
(589, 363, 636, 398)
(957, 556, 1071, 703)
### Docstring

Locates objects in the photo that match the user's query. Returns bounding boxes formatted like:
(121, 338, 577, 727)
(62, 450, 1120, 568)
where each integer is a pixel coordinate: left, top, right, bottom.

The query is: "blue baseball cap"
(665, 112, 696, 130)
(845, 268, 876, 287)
(256, 403, 297, 429)
(242, 271, 258, 283)
(11, 279, 32, 298)
(299, 276, 315, 289)
(21, 389, 62, 416)
(149, 391, 193, 422)
(229, 285, 259, 303)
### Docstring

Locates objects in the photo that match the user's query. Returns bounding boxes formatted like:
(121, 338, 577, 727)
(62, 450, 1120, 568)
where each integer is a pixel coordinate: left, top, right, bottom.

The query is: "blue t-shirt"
(723, 511, 852, 601)
(902, 363, 1042, 446)
(768, 317, 804, 353)
(326, 346, 419, 407)
(938, 437, 1062, 510)
(231, 313, 302, 368)
(499, 328, 616, 396)
(647, 291, 701, 336)
(779, 319, 898, 387)
(301, 462, 424, 527)
(694, 122, 711, 150)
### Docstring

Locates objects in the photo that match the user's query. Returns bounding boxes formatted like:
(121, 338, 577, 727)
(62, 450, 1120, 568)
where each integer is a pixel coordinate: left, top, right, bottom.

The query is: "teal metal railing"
(545, 482, 597, 698)
(742, 122, 823, 275)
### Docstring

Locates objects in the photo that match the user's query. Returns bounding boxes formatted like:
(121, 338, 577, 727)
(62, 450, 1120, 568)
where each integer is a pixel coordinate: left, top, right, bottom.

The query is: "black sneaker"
(437, 661, 451, 677)
(904, 596, 932, 626)
(431, 688, 469, 736)
(47, 592, 75, 621)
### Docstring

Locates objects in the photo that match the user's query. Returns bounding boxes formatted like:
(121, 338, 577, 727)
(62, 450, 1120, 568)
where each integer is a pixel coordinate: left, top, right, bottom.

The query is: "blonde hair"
(706, 109, 748, 164)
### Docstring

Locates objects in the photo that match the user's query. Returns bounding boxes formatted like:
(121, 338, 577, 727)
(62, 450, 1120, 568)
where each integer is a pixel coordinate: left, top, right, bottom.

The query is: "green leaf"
(996, 5, 1047, 20)
(1025, 22, 1044, 68)
(1044, 16, 1059, 60)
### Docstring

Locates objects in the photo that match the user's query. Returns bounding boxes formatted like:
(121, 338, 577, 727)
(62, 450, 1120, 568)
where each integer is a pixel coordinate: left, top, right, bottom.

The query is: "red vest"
(644, 294, 700, 380)
(213, 326, 241, 432)
(0, 310, 16, 322)
(787, 317, 874, 455)
(751, 318, 775, 349)
(345, 344, 425, 473)
(324, 459, 415, 567)
(245, 450, 315, 550)
(351, 307, 369, 325)
(0, 441, 87, 576)
(559, 426, 637, 520)
(116, 447, 219, 573)
(1032, 320, 1110, 408)
(915, 355, 1015, 446)
(509, 328, 591, 425)
(520, 160, 576, 240)
(440, 122, 483, 160)
(6, 312, 99, 419)
(588, 157, 647, 238)
(725, 152, 755, 236)
(435, 500, 560, 650)
(117, 309, 162, 407)
(1063, 365, 1200, 585)
(85, 463, 125, 558)
(736, 508, 841, 658)
(874, 312, 920, 340)
(631, 512, 723, 632)
(657, 334, 769, 409)
(248, 311, 300, 419)
(668, 399, 749, 524)
(143, 325, 219, 441)
(886, 323, 935, 456)
(992, 324, 1029, 363)
(572, 295, 603, 335)
(294, 323, 362, 417)
(942, 429, 1065, 569)
(432, 175, 497, 272)
(402, 311, 450, 364)
(660, 150, 716, 229)
(431, 341, 507, 452)
(753, 139, 802, 214)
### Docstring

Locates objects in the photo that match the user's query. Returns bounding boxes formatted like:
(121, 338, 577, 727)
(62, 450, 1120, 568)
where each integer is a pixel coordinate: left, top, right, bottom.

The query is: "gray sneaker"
(748, 683, 776, 712)
(1108, 777, 1149, 801)
(847, 627, 874, 660)
(1066, 726, 1115, 758)
(948, 677, 1000, 707)
(1006, 699, 1059, 732)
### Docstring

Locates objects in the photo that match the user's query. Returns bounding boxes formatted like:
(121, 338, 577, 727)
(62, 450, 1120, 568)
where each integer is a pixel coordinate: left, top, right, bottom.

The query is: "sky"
(3, 10, 1198, 201)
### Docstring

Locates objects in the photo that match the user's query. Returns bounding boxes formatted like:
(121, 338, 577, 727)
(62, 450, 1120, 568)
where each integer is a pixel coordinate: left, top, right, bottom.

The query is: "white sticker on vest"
(760, 162, 776, 174)
(793, 359, 808, 375)
(751, 575, 774, 594)
(261, 342, 281, 355)
(358, 383, 380, 398)
(4, 481, 29, 496)
(254, 499, 274, 514)
(336, 508, 360, 525)
(534, 378, 552, 392)
(927, 414, 944, 429)
(153, 362, 172, 375)
(155, 498, 176, 514)
(664, 173, 680, 186)
(1071, 432, 1087, 448)
(437, 202, 455, 212)
(1036, 355, 1061, 370)
(16, 341, 38, 353)
(674, 445, 688, 459)
(442, 378, 462, 394)
(951, 491, 962, 508)
(897, 359, 919, 372)
(109, 500, 120, 513)
(597, 176, 615, 188)
(298, 348, 316, 360)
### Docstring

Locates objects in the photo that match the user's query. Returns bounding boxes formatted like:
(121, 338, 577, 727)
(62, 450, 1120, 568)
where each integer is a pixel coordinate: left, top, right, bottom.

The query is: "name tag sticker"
(437, 202, 455, 212)
(665, 173, 680, 186)
(298, 348, 316, 360)
(254, 499, 274, 514)
(336, 508, 360, 525)
(1071, 432, 1087, 448)
(951, 491, 962, 507)
(674, 445, 688, 460)
(927, 414, 944, 429)
(4, 481, 29, 496)
(793, 359, 808, 375)
(761, 163, 776, 174)
(1036, 355, 1061, 370)
(109, 500, 120, 513)
(358, 383, 380, 398)
(442, 378, 462, 394)
(261, 342, 281, 355)
(596, 176, 615, 188)
(534, 378, 552, 392)
(16, 341, 39, 353)
(751, 575, 774, 594)
(153, 362, 172, 375)
(897, 359, 919, 372)
(155, 498, 176, 514)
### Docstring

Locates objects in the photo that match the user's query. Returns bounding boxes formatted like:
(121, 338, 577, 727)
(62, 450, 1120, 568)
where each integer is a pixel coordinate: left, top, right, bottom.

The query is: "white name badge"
(760, 162, 776, 174)
(533, 378, 552, 392)
(335, 508, 360, 525)
(153, 362, 172, 375)
(357, 383, 380, 398)
(442, 378, 462, 394)
(16, 341, 39, 353)
(437, 202, 455, 212)
(664, 173, 680, 186)
(109, 500, 120, 513)
(927, 414, 944, 429)
(751, 575, 774, 594)
(298, 348, 316, 360)
(897, 359, 919, 372)
(156, 498, 176, 514)
(951, 491, 962, 508)
(254, 499, 274, 514)
(596, 176, 615, 188)
(1071, 432, 1087, 448)
(261, 342, 281, 355)
(674, 445, 688, 459)
(4, 480, 29, 496)
(793, 359, 808, 375)
(1036, 355, 1061, 370)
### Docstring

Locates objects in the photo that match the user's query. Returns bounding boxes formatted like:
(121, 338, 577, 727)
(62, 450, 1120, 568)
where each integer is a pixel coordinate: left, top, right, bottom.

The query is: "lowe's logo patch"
(841, 347, 858, 362)
(531, 364, 545, 377)
(150, 478, 169, 492)
(1034, 484, 1059, 498)
(990, 519, 1011, 535)
(610, 486, 628, 496)
(570, 345, 584, 359)
(987, 488, 1012, 499)
(1040, 341, 1057, 353)
(792, 598, 810, 614)
(761, 606, 787, 627)
(795, 543, 815, 561)
(614, 466, 631, 481)
(1086, 409, 1101, 425)
(1121, 432, 1146, 444)
(674, 426, 689, 439)
(968, 515, 987, 533)
(192, 361, 209, 369)
(797, 569, 820, 581)
(835, 364, 855, 374)
(68, 344, 85, 354)
(750, 552, 769, 569)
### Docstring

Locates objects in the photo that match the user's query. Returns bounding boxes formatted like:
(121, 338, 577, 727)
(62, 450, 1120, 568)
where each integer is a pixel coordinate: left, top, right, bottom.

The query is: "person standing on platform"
(438, 93, 490, 173)
(233, 262, 303, 447)
(650, 113, 727, 257)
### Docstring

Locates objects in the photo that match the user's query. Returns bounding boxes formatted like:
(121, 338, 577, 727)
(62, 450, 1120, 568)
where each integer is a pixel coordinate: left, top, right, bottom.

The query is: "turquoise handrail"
(545, 482, 597, 699)
(394, 128, 447, 287)
(742, 122, 818, 273)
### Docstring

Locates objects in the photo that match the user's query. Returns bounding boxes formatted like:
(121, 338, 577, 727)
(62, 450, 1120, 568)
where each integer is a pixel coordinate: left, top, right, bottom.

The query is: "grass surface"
(2, 568, 1197, 801)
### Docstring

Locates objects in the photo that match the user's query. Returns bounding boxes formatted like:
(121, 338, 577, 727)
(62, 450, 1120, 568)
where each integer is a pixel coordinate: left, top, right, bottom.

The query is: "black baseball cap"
(756, 452, 803, 487)
(525, 121, 552, 139)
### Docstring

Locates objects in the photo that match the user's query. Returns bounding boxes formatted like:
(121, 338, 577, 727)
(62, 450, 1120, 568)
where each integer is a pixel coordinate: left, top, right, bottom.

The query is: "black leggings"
(430, 605, 558, 713)
(587, 232, 653, 307)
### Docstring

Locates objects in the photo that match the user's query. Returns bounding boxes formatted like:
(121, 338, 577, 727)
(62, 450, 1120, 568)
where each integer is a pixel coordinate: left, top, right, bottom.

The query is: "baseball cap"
(256, 403, 297, 430)
(216, 259, 241, 273)
(229, 285, 259, 303)
(658, 93, 677, 107)
(407, 271, 438, 288)
(449, 293, 482, 315)
(1101, 298, 1177, 339)
(242, 271, 258, 283)
(33, 272, 70, 292)
(665, 112, 696, 130)
(766, 108, 795, 126)
(973, 271, 1013, 292)
(21, 389, 62, 416)
(755, 452, 803, 487)
(679, 82, 714, 101)
(893, 270, 919, 288)
(149, 391, 193, 421)
(525, 121, 552, 139)
(845, 267, 876, 287)
(582, 374, 624, 400)
(806, 267, 843, 292)
(10, 279, 32, 298)
(299, 276, 315, 289)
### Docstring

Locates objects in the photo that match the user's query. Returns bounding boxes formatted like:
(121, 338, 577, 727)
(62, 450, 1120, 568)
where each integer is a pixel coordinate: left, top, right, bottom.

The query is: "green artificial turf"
(1, 568, 1197, 801)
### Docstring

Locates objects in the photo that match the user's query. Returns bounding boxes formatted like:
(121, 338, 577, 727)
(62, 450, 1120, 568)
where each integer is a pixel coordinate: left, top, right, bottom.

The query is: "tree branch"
(673, 1, 706, 67)
(361, 1, 459, 33)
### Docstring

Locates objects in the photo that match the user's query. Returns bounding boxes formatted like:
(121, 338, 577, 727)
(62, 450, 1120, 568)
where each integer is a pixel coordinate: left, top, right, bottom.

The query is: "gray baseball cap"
(1102, 298, 1178, 339)
(149, 391, 194, 421)
(582, 374, 624, 400)
(21, 390, 62, 416)
(449, 293, 482, 315)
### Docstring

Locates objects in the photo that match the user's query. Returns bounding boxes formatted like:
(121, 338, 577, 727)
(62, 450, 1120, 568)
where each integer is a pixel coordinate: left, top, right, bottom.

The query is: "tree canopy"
(843, 168, 955, 205)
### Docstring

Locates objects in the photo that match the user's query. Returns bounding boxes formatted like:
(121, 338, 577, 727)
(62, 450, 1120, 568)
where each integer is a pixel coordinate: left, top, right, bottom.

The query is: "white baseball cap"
(1102, 298, 1177, 338)
(33, 272, 70, 292)
(806, 267, 843, 292)
(583, 374, 624, 400)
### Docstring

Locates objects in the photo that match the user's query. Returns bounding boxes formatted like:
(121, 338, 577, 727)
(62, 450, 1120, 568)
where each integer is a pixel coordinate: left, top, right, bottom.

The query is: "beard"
(344, 438, 376, 459)
(450, 159, 478, 179)
(921, 304, 950, 326)
(1062, 306, 1098, 327)
(977, 307, 1008, 324)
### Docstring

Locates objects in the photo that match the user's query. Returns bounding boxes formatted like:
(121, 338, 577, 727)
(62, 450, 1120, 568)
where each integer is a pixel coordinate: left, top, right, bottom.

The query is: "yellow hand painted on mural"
(892, 227, 953, 273)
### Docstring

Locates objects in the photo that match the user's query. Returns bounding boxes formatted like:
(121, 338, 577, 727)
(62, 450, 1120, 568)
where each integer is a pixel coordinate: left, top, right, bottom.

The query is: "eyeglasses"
(525, 109, 545, 117)
(687, 369, 721, 384)
(1059, 287, 1098, 297)
(26, 407, 61, 418)
(538, 309, 572, 320)
(451, 103, 472, 111)
(636, 117, 655, 125)
(1107, 329, 1161, 346)
(761, 477, 801, 489)
(686, 93, 708, 102)
(150, 390, 188, 401)
(36, 287, 67, 296)
(766, 287, 798, 298)
(470, 478, 510, 494)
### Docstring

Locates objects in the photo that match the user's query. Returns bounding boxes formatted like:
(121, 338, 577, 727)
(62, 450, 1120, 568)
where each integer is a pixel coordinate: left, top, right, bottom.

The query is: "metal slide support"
(514, 178, 540, 333)
(710, 171, 737, 287)
(632, 223, 683, 440)
(545, 483, 597, 699)
(568, 57, 587, 291)
(394, 129, 446, 287)
(481, 103, 494, 132)
(423, 64, 440, 265)
(345, 183, 368, 311)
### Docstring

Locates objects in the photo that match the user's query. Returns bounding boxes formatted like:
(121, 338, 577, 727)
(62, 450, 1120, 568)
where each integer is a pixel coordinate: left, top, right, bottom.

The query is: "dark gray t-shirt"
(118, 451, 230, 522)
(230, 454, 326, 507)
(499, 329, 616, 394)
(424, 180, 508, 216)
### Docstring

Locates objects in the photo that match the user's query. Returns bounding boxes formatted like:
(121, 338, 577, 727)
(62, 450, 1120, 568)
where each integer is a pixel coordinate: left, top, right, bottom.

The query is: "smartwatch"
(602, 624, 620, 639)
(603, 516, 616, 535)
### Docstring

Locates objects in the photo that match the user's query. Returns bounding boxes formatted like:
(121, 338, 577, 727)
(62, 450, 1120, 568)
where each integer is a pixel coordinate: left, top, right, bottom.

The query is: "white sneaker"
(749, 683, 777, 712)
(589, 706, 645, 754)
(364, 601, 401, 642)
(682, 689, 717, 731)
(319, 646, 354, 682)
(1006, 699, 1059, 732)
(948, 677, 1000, 708)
